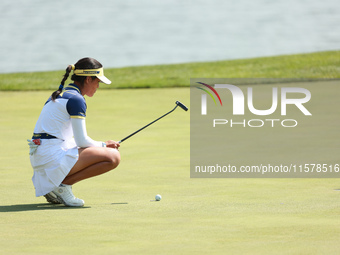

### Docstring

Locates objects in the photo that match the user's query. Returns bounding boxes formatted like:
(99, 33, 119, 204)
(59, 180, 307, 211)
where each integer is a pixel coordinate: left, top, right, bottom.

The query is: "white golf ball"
(155, 194, 162, 201)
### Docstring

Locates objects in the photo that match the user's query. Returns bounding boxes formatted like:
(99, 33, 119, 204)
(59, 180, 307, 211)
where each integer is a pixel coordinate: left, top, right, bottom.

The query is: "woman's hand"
(105, 140, 120, 149)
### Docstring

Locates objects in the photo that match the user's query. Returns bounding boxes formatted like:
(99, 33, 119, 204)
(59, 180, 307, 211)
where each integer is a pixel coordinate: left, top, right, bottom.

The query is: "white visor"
(97, 75, 111, 85)
(74, 67, 112, 84)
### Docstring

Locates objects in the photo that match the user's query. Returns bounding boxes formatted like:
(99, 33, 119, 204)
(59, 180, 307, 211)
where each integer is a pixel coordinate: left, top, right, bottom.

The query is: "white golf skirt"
(29, 139, 79, 197)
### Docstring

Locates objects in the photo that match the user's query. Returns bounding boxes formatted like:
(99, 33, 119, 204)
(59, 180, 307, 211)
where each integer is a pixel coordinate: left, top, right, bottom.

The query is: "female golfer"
(28, 57, 120, 207)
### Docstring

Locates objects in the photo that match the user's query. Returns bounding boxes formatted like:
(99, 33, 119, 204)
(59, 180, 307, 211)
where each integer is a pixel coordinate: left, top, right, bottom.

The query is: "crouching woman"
(28, 57, 120, 207)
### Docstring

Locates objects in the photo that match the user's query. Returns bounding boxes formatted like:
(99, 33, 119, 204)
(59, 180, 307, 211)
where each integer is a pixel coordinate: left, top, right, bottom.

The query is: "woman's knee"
(107, 148, 120, 169)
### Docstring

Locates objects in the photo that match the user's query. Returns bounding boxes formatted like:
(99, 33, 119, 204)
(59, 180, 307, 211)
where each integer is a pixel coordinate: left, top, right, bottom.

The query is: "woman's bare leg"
(62, 147, 120, 185)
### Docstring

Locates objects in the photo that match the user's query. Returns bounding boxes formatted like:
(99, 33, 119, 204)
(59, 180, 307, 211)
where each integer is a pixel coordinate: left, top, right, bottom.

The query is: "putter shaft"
(118, 101, 188, 143)
(118, 105, 178, 143)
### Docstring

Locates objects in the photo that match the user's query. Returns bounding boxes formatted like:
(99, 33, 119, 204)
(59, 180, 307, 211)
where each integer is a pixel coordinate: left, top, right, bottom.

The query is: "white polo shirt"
(33, 84, 86, 140)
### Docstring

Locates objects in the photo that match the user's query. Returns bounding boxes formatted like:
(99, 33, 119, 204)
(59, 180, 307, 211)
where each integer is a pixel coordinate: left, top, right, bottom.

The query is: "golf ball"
(155, 194, 162, 201)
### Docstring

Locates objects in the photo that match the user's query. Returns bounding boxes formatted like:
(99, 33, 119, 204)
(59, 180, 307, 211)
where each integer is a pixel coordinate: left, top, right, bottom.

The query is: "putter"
(119, 101, 188, 143)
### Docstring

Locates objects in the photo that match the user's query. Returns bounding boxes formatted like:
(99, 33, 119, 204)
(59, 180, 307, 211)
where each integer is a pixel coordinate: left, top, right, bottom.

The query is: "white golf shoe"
(52, 184, 84, 207)
(44, 192, 61, 204)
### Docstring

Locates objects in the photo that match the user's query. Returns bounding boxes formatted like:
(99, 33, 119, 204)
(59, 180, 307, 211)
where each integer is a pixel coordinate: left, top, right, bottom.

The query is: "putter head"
(176, 101, 188, 111)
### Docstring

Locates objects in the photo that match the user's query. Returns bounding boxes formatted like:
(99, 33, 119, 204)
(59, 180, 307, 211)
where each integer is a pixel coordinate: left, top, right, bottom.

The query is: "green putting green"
(0, 87, 339, 254)
(1, 51, 340, 254)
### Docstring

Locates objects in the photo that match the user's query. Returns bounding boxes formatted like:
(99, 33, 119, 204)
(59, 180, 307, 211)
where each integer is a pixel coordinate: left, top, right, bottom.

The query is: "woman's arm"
(71, 118, 106, 148)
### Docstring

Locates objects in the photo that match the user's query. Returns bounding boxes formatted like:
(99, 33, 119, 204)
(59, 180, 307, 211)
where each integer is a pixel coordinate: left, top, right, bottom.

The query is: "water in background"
(0, 0, 339, 73)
